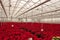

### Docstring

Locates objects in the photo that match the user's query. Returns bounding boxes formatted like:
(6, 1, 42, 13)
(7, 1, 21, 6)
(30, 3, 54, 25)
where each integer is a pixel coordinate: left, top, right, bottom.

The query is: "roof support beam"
(9, 0, 11, 16)
(25, 8, 60, 18)
(16, 9, 60, 19)
(16, 0, 50, 18)
(14, 0, 39, 16)
(0, 0, 8, 17)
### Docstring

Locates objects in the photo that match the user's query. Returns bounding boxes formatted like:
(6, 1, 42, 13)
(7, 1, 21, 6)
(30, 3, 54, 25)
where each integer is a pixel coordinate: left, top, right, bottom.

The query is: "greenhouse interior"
(0, 0, 60, 40)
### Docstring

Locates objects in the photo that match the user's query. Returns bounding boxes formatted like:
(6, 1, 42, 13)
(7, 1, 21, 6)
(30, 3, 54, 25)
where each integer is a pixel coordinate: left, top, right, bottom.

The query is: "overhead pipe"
(25, 8, 60, 18)
(16, 0, 50, 18)
(0, 0, 8, 17)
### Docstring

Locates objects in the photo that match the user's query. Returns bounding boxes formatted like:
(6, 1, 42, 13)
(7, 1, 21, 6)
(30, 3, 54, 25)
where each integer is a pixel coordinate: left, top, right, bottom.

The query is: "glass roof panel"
(0, 0, 60, 22)
(32, 0, 39, 2)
